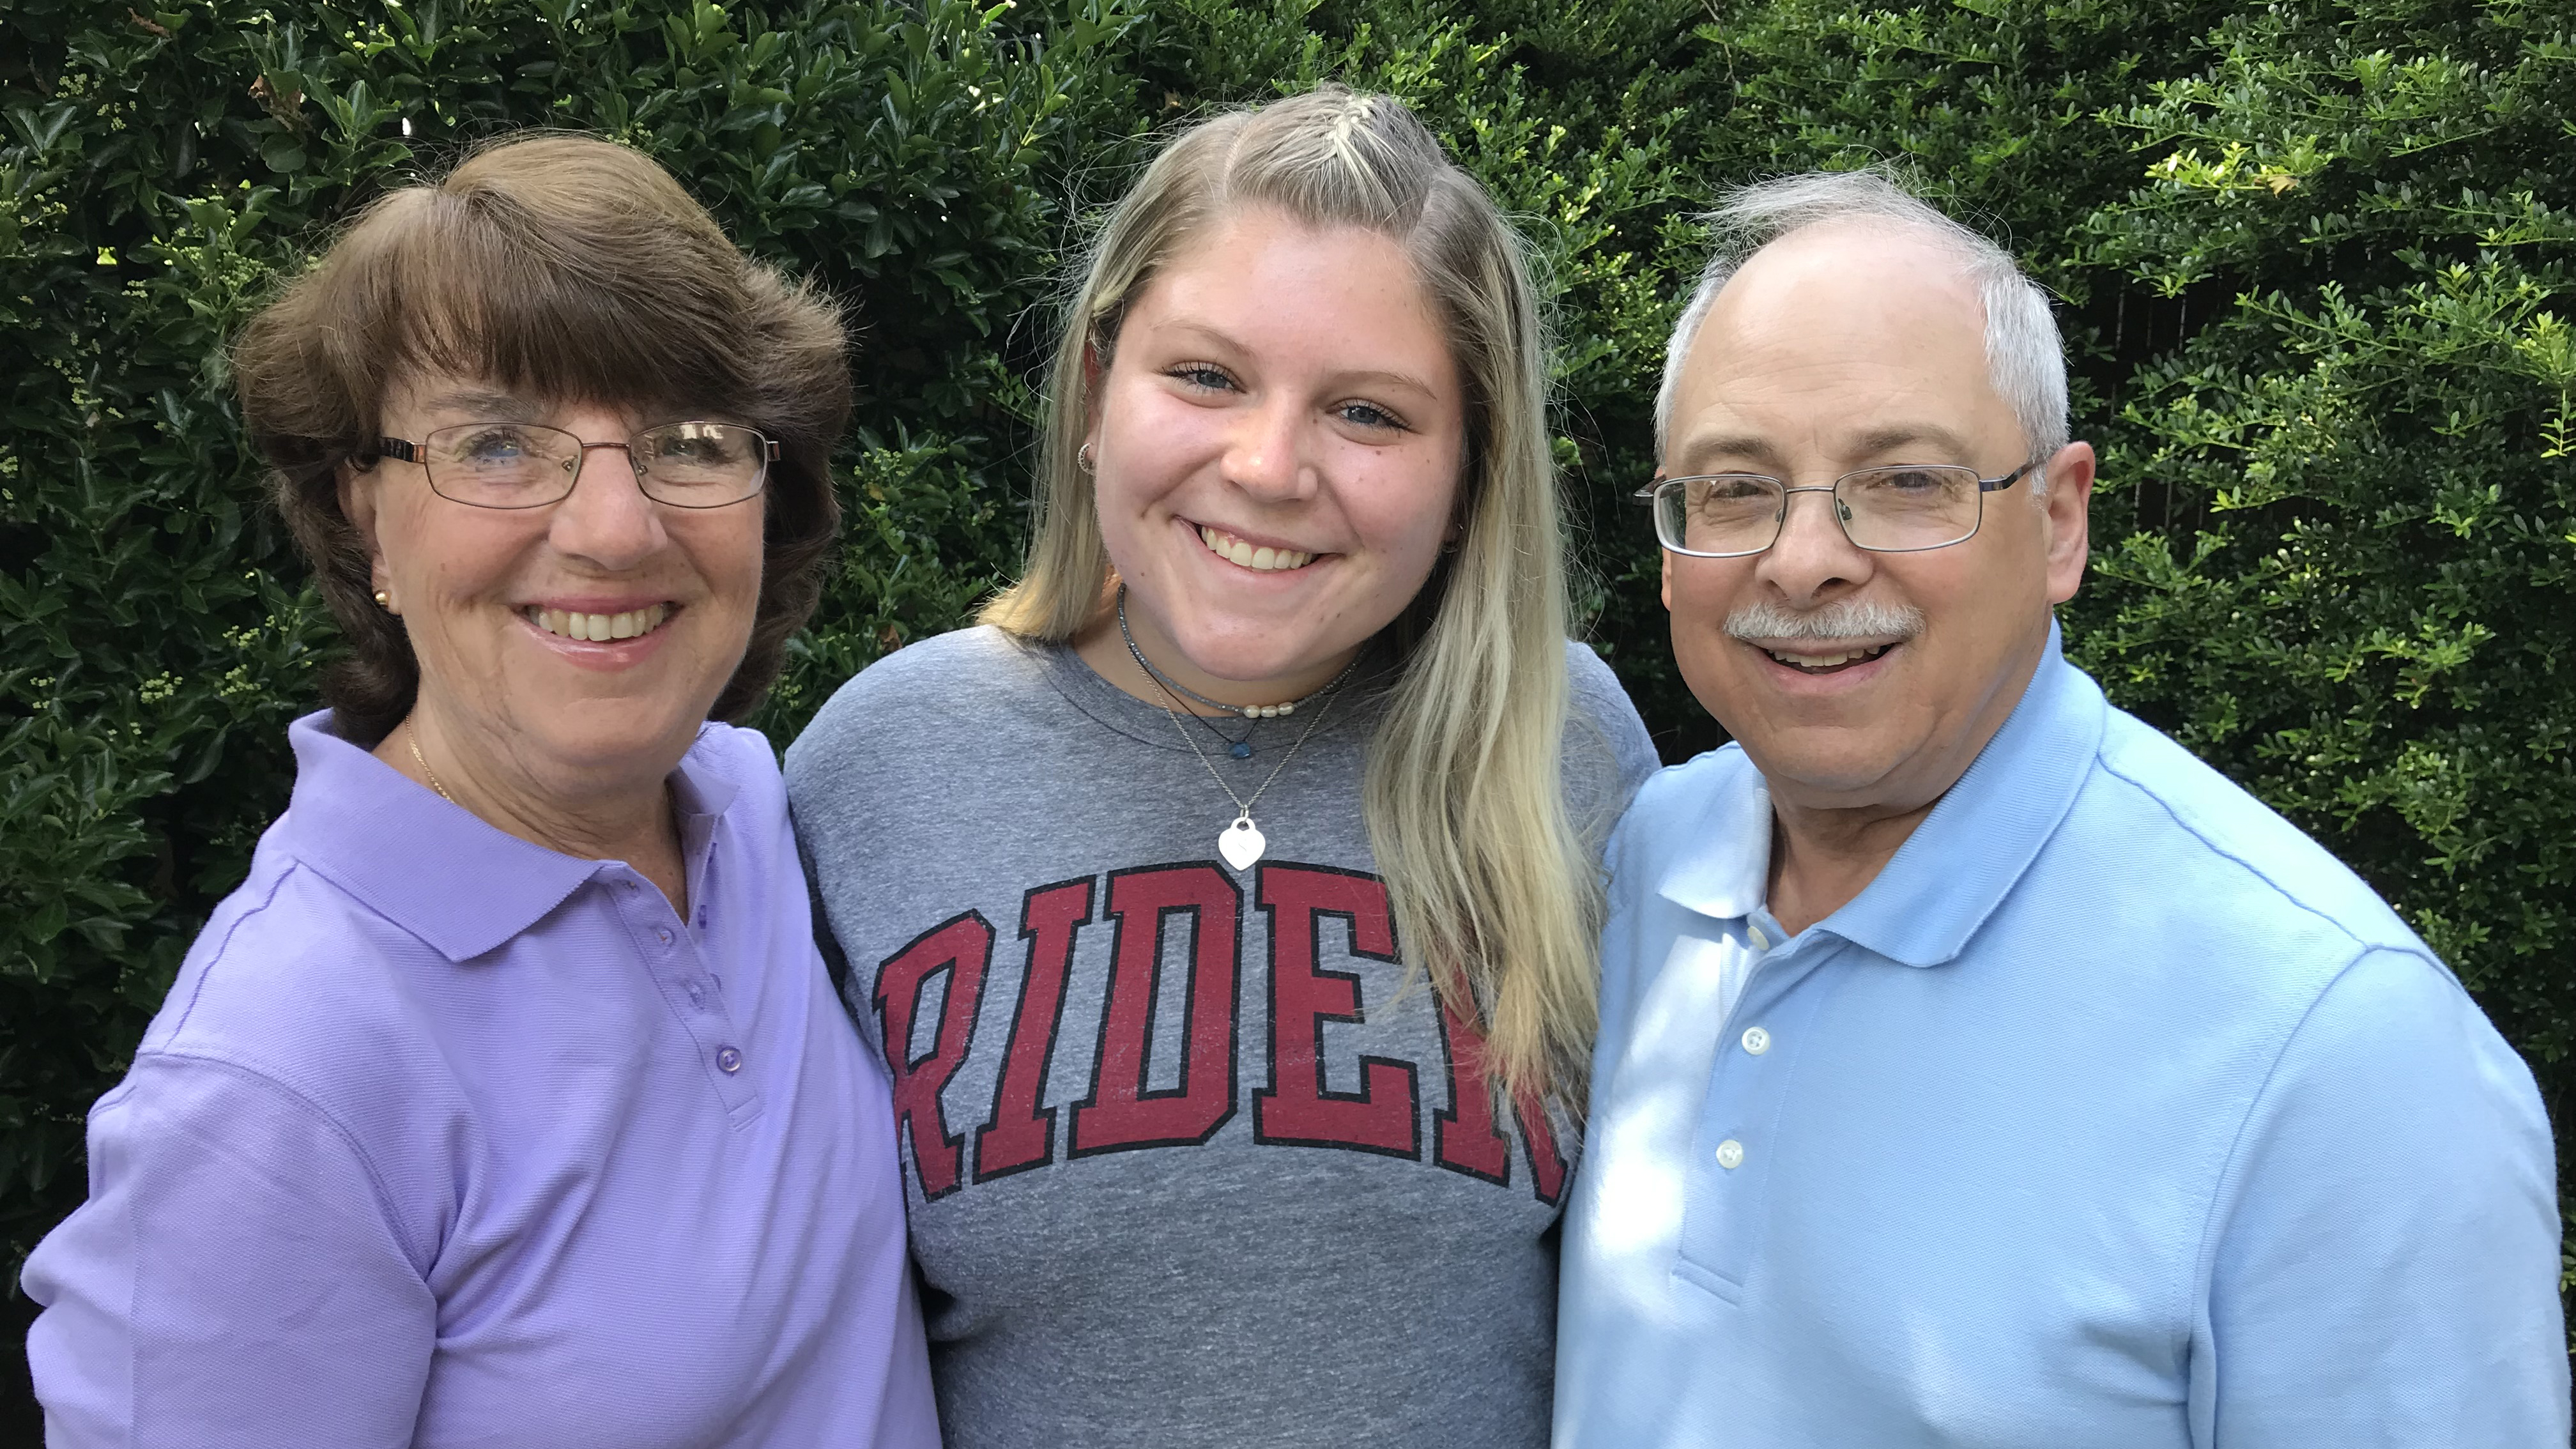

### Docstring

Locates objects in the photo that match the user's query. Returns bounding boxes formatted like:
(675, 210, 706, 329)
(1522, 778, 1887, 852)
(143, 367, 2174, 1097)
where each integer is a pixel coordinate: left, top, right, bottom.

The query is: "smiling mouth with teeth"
(528, 602, 673, 643)
(1198, 525, 1315, 572)
(1761, 641, 1897, 674)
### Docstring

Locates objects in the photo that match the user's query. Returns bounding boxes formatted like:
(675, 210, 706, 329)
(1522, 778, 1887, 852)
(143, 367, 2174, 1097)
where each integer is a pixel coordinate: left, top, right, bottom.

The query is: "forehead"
(1128, 208, 1455, 376)
(1667, 226, 2015, 470)
(384, 372, 687, 428)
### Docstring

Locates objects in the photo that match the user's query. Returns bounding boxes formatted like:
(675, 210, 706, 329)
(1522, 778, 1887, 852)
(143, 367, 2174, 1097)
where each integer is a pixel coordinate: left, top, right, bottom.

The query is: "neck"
(383, 701, 690, 914)
(1764, 794, 1936, 936)
(1071, 592, 1360, 714)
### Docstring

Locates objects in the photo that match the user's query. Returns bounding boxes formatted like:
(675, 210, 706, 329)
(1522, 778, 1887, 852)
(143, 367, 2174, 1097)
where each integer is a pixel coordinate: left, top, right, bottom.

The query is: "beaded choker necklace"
(1117, 587, 1356, 720)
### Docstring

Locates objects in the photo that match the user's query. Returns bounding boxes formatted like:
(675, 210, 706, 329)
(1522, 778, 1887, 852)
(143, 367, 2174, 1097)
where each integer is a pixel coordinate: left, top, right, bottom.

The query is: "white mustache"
(1723, 598, 1925, 645)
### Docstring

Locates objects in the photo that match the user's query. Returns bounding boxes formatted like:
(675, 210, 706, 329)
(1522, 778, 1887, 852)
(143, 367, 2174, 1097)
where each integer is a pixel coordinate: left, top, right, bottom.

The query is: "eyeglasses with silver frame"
(1634, 461, 2037, 558)
(372, 420, 780, 510)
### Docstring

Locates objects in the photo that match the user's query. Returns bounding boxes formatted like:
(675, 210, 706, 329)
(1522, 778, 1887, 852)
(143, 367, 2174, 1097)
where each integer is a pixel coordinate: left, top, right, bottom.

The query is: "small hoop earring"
(374, 590, 394, 610)
(1077, 443, 1095, 475)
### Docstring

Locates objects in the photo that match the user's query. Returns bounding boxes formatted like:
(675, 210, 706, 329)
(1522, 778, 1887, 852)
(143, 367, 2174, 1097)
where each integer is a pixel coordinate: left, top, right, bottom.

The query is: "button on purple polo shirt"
(22, 711, 939, 1449)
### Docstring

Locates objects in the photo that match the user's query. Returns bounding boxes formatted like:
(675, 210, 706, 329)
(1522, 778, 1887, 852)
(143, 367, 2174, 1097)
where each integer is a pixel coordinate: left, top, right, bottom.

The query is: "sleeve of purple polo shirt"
(23, 1051, 436, 1448)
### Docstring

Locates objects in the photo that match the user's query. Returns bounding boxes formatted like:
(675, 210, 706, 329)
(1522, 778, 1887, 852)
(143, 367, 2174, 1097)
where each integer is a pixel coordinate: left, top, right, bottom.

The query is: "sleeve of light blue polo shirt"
(22, 1052, 436, 1448)
(2191, 946, 2566, 1447)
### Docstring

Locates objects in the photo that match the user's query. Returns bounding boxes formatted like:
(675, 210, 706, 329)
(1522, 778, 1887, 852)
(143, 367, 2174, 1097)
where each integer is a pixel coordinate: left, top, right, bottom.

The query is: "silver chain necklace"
(1116, 589, 1354, 870)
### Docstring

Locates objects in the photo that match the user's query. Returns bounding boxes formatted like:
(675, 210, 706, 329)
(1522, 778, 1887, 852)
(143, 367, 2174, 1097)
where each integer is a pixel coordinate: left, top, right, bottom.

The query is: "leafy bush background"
(4, 0, 2570, 1418)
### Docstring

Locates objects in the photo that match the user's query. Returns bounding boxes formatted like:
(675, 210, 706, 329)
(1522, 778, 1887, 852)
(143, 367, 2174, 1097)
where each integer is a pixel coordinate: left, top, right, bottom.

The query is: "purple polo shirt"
(22, 711, 939, 1448)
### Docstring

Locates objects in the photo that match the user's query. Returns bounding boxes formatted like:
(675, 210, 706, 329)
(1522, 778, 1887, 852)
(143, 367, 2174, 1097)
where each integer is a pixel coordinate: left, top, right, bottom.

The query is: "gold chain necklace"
(408, 728, 456, 804)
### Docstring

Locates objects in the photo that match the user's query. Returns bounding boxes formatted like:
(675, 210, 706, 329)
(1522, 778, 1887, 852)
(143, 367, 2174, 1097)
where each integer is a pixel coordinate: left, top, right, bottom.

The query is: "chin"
(1731, 734, 1911, 802)
(1170, 618, 1335, 684)
(527, 698, 707, 772)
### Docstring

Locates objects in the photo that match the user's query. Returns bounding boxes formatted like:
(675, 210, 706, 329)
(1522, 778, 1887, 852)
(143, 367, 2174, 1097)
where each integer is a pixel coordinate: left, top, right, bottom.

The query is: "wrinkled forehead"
(1667, 226, 2012, 471)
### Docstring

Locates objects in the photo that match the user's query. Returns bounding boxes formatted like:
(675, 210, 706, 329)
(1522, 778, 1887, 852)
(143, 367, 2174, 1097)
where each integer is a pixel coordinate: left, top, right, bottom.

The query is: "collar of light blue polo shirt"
(1657, 622, 2105, 967)
(276, 710, 742, 963)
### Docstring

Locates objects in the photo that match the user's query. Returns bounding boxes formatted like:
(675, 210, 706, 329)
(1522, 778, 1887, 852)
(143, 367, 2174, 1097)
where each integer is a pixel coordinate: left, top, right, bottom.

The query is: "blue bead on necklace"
(1230, 740, 1254, 760)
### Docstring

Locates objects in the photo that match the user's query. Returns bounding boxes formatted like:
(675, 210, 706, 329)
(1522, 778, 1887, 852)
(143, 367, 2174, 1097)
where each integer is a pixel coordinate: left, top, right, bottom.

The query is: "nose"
(1223, 397, 1317, 504)
(1753, 485, 1873, 605)
(547, 442, 665, 569)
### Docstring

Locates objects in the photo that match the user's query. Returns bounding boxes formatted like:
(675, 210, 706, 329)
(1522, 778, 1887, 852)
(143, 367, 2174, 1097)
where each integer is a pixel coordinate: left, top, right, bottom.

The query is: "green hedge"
(4, 0, 2570, 1399)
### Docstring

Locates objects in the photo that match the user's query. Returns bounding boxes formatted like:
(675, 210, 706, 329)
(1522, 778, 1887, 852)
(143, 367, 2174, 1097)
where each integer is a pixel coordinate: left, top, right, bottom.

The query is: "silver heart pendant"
(1218, 816, 1266, 871)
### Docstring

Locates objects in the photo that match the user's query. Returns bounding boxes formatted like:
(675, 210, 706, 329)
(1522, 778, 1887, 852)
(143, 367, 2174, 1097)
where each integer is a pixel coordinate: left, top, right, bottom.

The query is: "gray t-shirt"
(785, 626, 1657, 1449)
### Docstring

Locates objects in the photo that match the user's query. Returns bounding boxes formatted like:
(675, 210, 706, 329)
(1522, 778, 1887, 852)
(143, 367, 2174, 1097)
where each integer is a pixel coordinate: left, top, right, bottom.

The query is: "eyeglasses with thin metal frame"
(1634, 460, 2039, 558)
(372, 420, 781, 510)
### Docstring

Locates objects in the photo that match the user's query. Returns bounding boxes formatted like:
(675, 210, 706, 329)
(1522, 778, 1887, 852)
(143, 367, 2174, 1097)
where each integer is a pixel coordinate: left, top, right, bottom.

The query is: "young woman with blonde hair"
(788, 84, 1654, 1446)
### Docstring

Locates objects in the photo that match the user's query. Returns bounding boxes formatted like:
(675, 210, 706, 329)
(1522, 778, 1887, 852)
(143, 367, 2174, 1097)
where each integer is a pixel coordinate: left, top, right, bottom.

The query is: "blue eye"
(1169, 365, 1236, 392)
(1338, 401, 1407, 431)
(454, 427, 537, 464)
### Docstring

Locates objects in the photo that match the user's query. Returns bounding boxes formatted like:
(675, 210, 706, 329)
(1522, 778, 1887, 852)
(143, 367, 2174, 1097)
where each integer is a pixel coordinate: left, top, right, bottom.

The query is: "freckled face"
(1087, 205, 1466, 702)
(345, 376, 767, 784)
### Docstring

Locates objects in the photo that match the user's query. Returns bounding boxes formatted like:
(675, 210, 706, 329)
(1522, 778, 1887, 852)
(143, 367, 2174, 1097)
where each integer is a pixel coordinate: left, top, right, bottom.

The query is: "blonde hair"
(982, 85, 1602, 1107)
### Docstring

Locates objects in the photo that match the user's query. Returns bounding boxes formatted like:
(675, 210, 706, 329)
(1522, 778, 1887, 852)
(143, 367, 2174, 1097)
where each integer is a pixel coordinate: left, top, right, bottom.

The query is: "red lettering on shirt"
(1068, 863, 1241, 1155)
(1433, 997, 1569, 1204)
(975, 878, 1094, 1182)
(871, 911, 995, 1201)
(1252, 864, 1421, 1158)
(1514, 1089, 1568, 1206)
(1432, 997, 1512, 1186)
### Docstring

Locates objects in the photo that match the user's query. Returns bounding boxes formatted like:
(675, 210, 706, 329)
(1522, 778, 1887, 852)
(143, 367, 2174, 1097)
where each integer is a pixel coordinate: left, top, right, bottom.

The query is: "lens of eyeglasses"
(421, 422, 583, 508)
(417, 420, 770, 509)
(1653, 475, 1788, 557)
(1836, 466, 1982, 551)
(632, 422, 768, 507)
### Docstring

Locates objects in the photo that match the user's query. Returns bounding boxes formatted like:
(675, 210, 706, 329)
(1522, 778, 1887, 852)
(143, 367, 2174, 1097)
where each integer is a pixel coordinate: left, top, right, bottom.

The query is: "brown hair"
(234, 132, 850, 744)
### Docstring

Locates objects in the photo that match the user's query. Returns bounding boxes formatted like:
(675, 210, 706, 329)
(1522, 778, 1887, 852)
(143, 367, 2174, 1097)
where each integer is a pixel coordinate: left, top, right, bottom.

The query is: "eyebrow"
(1848, 422, 1978, 460)
(1672, 422, 1983, 475)
(1672, 433, 1790, 474)
(415, 388, 546, 422)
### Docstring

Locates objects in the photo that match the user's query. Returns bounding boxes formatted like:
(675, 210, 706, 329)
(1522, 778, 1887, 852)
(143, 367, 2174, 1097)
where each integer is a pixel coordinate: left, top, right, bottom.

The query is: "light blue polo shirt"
(1556, 631, 2565, 1448)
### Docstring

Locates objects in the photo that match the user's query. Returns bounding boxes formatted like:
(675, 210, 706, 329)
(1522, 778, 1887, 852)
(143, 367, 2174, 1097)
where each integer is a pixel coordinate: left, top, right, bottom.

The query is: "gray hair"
(1654, 169, 2069, 487)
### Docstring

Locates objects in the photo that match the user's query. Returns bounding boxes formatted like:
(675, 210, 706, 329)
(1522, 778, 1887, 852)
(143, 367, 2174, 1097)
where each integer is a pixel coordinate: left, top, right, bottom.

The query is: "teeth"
(1199, 525, 1312, 572)
(531, 604, 668, 641)
(1765, 643, 1892, 670)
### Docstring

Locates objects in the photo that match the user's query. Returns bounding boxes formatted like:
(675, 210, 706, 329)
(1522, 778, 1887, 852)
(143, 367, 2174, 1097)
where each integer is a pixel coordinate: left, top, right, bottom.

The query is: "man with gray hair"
(1554, 170, 2564, 1446)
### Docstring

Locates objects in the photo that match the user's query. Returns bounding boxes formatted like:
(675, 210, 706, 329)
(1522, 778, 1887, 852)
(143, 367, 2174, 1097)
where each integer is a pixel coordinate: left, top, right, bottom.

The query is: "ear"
(1080, 334, 1109, 457)
(1660, 543, 1675, 613)
(338, 458, 394, 601)
(2039, 441, 2096, 606)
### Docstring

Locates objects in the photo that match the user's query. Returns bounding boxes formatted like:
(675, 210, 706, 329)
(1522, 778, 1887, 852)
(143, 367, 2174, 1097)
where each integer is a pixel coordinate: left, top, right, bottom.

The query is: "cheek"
(1665, 563, 1745, 636)
(404, 511, 532, 603)
(701, 516, 768, 613)
(1097, 387, 1214, 505)
(1347, 451, 1460, 562)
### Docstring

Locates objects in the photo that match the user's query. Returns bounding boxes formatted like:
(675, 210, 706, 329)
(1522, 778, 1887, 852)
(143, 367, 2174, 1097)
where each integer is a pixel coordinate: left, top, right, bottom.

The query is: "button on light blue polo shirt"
(1557, 629, 2564, 1448)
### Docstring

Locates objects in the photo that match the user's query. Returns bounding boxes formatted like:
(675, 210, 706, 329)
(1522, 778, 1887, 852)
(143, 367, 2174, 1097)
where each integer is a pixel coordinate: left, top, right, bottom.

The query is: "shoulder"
(684, 719, 785, 809)
(1607, 744, 1755, 878)
(787, 627, 1043, 781)
(828, 625, 1036, 712)
(1562, 643, 1648, 743)
(1561, 642, 1661, 807)
(140, 842, 448, 1117)
(2074, 705, 2424, 959)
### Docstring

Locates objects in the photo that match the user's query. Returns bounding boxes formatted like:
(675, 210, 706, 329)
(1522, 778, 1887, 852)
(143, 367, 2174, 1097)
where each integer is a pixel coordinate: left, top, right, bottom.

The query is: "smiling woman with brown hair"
(19, 134, 938, 1447)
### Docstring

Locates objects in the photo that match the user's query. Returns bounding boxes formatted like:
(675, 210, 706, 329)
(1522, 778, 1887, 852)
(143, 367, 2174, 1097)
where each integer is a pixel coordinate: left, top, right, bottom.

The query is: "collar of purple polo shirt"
(280, 709, 740, 960)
